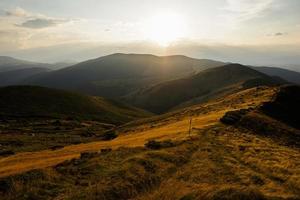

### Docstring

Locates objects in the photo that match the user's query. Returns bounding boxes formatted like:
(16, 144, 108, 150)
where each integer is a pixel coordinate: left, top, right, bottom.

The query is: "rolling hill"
(25, 53, 225, 97)
(125, 64, 285, 113)
(0, 86, 151, 124)
(0, 68, 50, 86)
(254, 66, 300, 84)
(0, 56, 51, 72)
(0, 85, 299, 200)
(0, 57, 77, 87)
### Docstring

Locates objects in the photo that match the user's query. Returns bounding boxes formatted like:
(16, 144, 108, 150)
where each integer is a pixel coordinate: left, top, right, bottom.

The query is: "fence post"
(188, 113, 192, 136)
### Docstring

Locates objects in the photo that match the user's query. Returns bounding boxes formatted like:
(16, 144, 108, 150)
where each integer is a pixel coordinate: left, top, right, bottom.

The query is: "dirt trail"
(0, 113, 221, 178)
(0, 87, 275, 178)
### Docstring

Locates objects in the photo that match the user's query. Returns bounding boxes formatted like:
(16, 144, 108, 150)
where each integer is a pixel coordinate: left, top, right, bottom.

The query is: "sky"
(0, 0, 300, 67)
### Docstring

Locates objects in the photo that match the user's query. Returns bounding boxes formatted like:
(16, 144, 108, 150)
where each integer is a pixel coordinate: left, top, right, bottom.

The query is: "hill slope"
(0, 68, 50, 86)
(254, 66, 300, 84)
(25, 53, 225, 97)
(126, 64, 284, 113)
(1, 86, 299, 200)
(0, 56, 51, 72)
(0, 86, 151, 124)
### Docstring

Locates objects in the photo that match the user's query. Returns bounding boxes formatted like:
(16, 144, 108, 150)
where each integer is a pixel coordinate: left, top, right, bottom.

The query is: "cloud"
(2, 7, 73, 29)
(275, 32, 284, 36)
(16, 18, 69, 29)
(224, 0, 274, 21)
(267, 32, 288, 37)
(5, 7, 30, 17)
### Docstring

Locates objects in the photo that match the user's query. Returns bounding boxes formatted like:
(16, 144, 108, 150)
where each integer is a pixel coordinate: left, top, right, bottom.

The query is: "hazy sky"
(0, 0, 300, 65)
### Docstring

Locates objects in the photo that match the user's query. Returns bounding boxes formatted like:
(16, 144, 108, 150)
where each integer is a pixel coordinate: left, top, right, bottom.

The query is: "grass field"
(2, 86, 299, 200)
(0, 87, 276, 178)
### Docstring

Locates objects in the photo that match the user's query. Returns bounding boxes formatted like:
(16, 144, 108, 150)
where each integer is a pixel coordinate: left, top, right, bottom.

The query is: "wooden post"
(188, 114, 192, 136)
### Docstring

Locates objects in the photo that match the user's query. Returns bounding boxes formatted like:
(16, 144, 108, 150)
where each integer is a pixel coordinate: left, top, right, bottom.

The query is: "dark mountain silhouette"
(254, 66, 300, 84)
(125, 64, 285, 113)
(0, 86, 151, 124)
(25, 53, 225, 97)
(0, 56, 51, 72)
(0, 68, 50, 86)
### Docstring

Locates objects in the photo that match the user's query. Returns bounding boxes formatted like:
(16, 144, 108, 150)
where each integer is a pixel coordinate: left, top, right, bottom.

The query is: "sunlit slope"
(0, 86, 151, 124)
(25, 53, 224, 97)
(0, 86, 276, 178)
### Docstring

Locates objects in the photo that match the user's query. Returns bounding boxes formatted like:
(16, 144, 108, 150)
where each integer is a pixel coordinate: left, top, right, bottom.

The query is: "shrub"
(0, 179, 13, 193)
(100, 148, 112, 153)
(81, 129, 96, 137)
(145, 140, 175, 150)
(52, 120, 62, 126)
(0, 150, 15, 157)
(102, 130, 118, 141)
(251, 175, 265, 185)
(207, 187, 267, 200)
(80, 152, 98, 159)
(50, 145, 64, 151)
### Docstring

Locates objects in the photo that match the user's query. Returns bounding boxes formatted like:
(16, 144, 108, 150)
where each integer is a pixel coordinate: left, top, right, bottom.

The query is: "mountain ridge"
(125, 64, 285, 113)
(24, 53, 225, 97)
(0, 85, 151, 124)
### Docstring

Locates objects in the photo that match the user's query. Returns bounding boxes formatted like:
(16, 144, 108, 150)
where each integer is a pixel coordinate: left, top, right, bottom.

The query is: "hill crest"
(0, 85, 151, 124)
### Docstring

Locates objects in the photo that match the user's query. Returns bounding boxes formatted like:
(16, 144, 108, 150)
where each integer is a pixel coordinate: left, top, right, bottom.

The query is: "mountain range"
(0, 53, 299, 114)
(0, 53, 299, 200)
(23, 53, 225, 97)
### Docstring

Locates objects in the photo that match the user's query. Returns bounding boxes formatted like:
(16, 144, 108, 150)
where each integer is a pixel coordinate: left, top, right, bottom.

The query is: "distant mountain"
(0, 68, 50, 86)
(51, 62, 77, 70)
(25, 53, 225, 97)
(0, 56, 51, 72)
(125, 64, 285, 113)
(0, 86, 151, 124)
(253, 66, 300, 85)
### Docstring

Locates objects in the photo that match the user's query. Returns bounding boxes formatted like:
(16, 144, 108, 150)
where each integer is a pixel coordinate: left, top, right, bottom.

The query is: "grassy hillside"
(126, 64, 284, 113)
(0, 86, 299, 200)
(0, 68, 49, 86)
(25, 53, 224, 97)
(0, 86, 151, 124)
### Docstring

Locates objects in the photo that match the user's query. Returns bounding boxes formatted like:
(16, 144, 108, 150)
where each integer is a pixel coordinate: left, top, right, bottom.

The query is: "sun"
(144, 13, 187, 46)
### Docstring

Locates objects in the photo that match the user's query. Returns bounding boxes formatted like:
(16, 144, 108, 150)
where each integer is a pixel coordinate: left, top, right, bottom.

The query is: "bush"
(207, 187, 267, 200)
(0, 150, 15, 157)
(145, 140, 175, 150)
(100, 148, 112, 153)
(0, 179, 12, 193)
(102, 130, 118, 141)
(80, 152, 98, 159)
(81, 129, 96, 137)
(50, 145, 64, 151)
(52, 120, 62, 126)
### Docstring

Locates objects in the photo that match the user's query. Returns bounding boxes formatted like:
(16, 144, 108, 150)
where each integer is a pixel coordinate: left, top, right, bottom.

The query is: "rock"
(220, 109, 252, 125)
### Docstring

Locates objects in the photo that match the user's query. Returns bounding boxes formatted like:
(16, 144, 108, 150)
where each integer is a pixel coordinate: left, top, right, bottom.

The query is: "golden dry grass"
(136, 126, 300, 200)
(0, 87, 276, 178)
